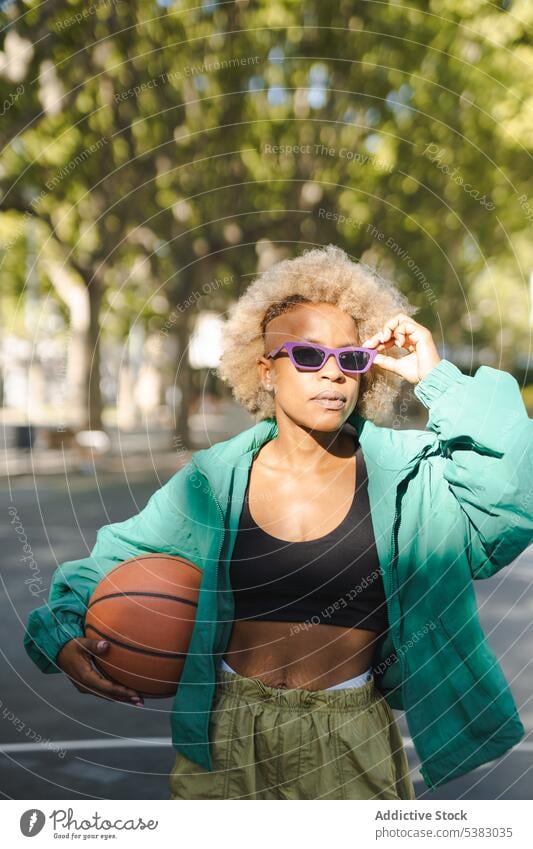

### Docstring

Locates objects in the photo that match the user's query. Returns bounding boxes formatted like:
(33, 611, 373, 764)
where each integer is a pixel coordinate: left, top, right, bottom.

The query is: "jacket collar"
(190, 409, 438, 510)
(193, 411, 363, 485)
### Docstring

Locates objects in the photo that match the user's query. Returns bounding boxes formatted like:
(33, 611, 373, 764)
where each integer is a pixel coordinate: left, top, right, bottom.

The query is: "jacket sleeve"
(23, 461, 203, 674)
(413, 358, 533, 579)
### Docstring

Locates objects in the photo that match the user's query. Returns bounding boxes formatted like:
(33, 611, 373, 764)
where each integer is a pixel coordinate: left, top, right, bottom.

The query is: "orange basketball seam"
(87, 591, 198, 609)
(84, 624, 188, 659)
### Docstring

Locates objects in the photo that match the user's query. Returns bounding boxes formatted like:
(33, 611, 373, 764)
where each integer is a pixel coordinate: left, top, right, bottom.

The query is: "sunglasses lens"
(292, 345, 325, 368)
(339, 350, 371, 372)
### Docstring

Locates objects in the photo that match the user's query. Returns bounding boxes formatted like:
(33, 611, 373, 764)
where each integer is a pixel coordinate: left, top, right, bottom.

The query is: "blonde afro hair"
(216, 244, 418, 424)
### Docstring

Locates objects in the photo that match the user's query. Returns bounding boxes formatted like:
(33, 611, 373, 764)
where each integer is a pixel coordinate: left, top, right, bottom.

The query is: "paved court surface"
(1, 470, 531, 799)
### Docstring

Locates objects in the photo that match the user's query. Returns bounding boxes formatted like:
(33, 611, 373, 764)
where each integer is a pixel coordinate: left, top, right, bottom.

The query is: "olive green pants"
(169, 668, 416, 800)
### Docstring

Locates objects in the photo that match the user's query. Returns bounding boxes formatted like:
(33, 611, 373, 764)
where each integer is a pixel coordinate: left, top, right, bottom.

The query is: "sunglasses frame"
(265, 341, 378, 374)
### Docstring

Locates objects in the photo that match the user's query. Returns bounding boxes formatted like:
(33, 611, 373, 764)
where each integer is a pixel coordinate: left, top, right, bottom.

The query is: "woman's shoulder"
(356, 415, 439, 472)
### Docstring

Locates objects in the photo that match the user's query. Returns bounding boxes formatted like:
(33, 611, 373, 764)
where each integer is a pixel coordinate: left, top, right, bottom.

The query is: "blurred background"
(1, 0, 532, 800)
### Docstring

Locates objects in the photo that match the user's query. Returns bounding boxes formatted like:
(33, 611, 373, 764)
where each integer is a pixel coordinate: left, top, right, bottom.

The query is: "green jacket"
(24, 359, 533, 789)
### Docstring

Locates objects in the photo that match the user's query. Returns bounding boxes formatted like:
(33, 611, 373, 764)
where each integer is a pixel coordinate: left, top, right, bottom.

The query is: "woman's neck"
(256, 424, 357, 475)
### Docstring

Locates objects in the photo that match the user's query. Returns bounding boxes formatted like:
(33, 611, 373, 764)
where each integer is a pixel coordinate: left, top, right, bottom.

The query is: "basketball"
(84, 554, 203, 697)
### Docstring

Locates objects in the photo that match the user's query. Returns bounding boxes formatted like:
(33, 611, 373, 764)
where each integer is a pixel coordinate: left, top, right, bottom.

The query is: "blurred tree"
(1, 0, 531, 441)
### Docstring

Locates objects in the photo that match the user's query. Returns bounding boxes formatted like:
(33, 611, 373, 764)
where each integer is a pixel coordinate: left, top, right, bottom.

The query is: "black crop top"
(229, 443, 388, 633)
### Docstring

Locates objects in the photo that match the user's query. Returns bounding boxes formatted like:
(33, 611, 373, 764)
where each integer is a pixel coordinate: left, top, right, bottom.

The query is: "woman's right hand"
(56, 637, 144, 706)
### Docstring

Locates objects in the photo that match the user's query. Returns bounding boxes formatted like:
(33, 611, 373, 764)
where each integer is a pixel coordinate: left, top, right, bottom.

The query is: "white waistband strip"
(217, 656, 372, 690)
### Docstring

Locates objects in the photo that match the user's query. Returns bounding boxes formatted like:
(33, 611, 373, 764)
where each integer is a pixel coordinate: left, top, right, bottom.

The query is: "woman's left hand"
(361, 313, 441, 384)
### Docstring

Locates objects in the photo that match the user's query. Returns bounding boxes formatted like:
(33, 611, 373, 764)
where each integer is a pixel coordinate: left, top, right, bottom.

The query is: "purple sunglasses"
(266, 341, 377, 374)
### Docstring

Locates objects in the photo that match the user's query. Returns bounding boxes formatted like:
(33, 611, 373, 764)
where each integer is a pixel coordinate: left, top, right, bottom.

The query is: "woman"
(193, 247, 435, 800)
(24, 245, 532, 800)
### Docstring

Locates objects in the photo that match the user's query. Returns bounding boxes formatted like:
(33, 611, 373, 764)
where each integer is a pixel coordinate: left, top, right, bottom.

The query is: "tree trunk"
(86, 279, 103, 430)
(44, 260, 104, 431)
(173, 317, 194, 449)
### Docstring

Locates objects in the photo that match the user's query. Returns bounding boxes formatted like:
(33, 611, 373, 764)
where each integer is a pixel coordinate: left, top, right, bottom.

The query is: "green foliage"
(0, 0, 531, 363)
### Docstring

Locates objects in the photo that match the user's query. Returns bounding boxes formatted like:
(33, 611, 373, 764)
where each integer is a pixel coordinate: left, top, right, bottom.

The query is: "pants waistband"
(215, 657, 377, 710)
(218, 655, 372, 689)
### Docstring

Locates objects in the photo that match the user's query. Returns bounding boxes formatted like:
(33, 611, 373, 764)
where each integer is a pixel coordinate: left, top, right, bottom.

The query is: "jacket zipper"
(388, 453, 433, 688)
(212, 492, 228, 654)
(191, 461, 227, 654)
(389, 489, 404, 670)
(387, 444, 441, 728)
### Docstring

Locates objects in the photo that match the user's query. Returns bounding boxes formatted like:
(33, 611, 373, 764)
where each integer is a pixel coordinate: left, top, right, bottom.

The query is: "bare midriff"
(222, 425, 384, 691)
(222, 620, 382, 690)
